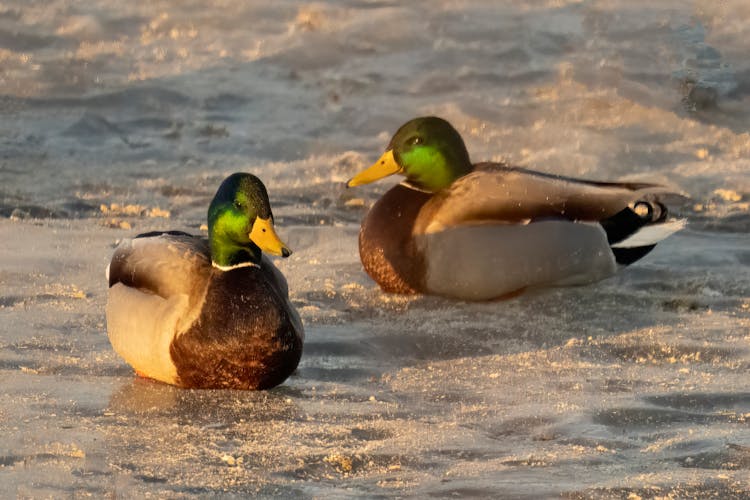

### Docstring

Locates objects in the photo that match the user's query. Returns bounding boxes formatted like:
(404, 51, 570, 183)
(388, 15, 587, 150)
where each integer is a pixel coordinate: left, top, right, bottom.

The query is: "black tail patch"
(600, 201, 667, 266)
(611, 244, 657, 265)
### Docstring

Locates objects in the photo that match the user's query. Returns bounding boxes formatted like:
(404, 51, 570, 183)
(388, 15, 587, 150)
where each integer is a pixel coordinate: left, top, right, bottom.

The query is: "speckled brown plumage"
(170, 266, 302, 390)
(358, 184, 431, 294)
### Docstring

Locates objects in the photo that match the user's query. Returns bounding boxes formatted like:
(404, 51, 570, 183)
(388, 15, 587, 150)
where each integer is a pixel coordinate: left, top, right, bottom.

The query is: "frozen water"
(1, 0, 749, 497)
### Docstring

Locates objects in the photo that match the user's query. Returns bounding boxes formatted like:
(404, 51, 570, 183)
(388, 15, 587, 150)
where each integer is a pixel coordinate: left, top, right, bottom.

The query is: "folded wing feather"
(415, 165, 679, 235)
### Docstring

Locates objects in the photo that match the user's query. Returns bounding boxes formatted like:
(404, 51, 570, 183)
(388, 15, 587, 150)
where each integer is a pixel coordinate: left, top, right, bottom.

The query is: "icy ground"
(1, 0, 750, 497)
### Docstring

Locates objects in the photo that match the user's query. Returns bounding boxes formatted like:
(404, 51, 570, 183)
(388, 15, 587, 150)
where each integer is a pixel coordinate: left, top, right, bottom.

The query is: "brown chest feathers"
(169, 267, 302, 389)
(358, 184, 431, 294)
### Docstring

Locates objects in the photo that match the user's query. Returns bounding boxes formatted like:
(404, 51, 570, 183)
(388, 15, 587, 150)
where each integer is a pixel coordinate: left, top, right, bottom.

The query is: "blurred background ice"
(1, 1, 749, 497)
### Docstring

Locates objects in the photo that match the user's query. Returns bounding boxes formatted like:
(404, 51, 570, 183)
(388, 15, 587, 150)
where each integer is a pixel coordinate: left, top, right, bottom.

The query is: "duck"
(106, 172, 303, 389)
(347, 116, 685, 301)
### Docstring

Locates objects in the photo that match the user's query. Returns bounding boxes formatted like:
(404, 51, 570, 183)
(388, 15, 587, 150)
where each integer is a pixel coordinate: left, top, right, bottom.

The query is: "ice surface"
(1, 0, 749, 497)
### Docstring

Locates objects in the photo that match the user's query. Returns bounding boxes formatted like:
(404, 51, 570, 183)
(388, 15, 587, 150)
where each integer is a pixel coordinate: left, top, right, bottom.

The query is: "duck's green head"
(207, 173, 291, 268)
(347, 116, 473, 192)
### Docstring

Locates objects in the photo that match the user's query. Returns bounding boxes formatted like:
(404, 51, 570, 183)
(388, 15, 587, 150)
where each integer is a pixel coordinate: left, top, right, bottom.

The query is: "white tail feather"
(611, 218, 686, 248)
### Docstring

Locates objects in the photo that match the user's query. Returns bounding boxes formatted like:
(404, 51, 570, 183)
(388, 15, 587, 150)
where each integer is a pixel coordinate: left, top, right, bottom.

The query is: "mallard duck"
(106, 173, 303, 389)
(347, 116, 685, 300)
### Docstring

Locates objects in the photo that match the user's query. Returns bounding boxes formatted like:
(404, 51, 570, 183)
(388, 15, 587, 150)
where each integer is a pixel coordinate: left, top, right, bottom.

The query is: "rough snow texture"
(1, 0, 750, 497)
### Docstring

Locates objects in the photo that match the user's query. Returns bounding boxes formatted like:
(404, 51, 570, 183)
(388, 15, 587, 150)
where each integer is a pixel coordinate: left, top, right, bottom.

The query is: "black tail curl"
(600, 200, 668, 265)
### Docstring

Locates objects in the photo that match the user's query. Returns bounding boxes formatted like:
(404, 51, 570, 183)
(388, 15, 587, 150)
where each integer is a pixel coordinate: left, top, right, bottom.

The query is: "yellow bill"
(346, 149, 402, 187)
(249, 217, 292, 257)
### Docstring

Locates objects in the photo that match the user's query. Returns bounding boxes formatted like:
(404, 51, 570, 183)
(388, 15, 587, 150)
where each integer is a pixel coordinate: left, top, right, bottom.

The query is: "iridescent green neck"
(398, 145, 473, 192)
(207, 199, 260, 268)
(209, 231, 261, 268)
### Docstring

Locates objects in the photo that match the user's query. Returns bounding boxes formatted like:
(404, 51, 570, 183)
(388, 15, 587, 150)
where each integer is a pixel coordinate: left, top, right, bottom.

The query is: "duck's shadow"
(107, 376, 305, 424)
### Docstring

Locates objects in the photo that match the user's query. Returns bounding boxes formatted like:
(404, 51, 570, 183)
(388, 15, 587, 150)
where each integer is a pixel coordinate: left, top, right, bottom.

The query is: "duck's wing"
(107, 231, 211, 299)
(106, 231, 212, 383)
(417, 219, 618, 300)
(414, 164, 681, 235)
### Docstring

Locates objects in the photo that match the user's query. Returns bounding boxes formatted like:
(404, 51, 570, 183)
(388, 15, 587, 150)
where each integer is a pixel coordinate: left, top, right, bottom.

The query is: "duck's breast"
(169, 266, 303, 389)
(358, 184, 432, 294)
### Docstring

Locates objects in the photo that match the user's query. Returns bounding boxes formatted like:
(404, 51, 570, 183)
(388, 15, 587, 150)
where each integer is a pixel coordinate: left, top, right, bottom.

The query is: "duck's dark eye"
(233, 201, 243, 210)
(407, 136, 423, 146)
